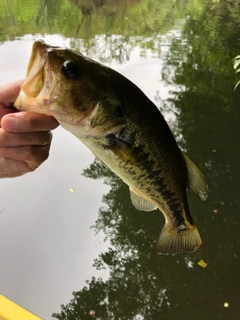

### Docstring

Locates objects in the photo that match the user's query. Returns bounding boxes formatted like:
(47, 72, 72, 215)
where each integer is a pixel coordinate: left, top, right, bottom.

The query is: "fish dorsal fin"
(129, 187, 157, 212)
(182, 152, 208, 201)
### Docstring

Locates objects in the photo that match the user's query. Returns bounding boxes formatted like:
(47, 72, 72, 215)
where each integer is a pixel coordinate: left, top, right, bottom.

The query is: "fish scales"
(14, 40, 208, 255)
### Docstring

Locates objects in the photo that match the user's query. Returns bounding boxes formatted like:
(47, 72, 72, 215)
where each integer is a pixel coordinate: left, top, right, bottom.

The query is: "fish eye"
(62, 61, 79, 79)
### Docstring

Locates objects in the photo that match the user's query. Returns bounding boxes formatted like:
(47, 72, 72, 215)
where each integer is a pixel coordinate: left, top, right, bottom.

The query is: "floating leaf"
(198, 259, 208, 268)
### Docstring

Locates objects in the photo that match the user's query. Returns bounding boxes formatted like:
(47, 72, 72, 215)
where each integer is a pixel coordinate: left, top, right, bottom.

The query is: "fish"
(14, 40, 208, 255)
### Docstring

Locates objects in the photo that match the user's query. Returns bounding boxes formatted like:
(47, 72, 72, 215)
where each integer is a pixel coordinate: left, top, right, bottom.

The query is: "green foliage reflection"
(1, 0, 240, 319)
(0, 0, 180, 63)
(52, 1, 240, 319)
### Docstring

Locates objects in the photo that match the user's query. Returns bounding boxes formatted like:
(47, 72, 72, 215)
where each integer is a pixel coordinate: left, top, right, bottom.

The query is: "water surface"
(0, 1, 239, 319)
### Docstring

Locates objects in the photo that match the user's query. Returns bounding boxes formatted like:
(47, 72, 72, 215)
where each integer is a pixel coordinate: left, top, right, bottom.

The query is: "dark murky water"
(0, 0, 239, 319)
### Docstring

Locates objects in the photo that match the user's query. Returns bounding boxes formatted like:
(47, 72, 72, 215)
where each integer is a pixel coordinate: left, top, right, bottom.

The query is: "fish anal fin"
(129, 187, 157, 212)
(182, 152, 208, 201)
(156, 224, 202, 255)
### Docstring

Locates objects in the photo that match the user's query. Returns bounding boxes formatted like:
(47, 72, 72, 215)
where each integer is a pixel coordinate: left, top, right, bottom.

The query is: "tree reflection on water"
(1, 0, 239, 319)
(52, 1, 240, 320)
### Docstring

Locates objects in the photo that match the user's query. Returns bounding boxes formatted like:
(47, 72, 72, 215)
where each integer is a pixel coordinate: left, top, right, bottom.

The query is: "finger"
(0, 107, 17, 123)
(0, 129, 52, 147)
(0, 158, 34, 178)
(0, 80, 24, 107)
(0, 143, 51, 165)
(2, 111, 59, 132)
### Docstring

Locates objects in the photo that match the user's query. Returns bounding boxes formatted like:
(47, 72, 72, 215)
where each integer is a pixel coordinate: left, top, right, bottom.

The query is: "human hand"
(0, 80, 59, 178)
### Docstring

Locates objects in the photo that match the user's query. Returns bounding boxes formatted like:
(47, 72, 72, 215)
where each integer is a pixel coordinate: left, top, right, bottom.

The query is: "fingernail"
(3, 115, 18, 131)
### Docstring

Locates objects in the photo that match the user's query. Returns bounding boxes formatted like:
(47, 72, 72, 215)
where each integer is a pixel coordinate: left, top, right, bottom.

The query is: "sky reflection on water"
(0, 1, 240, 319)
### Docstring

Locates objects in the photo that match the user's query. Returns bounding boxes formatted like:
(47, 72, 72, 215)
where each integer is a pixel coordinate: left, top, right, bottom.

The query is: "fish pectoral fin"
(156, 224, 202, 255)
(90, 99, 126, 135)
(182, 152, 208, 201)
(129, 187, 157, 212)
(106, 134, 146, 167)
(91, 119, 126, 136)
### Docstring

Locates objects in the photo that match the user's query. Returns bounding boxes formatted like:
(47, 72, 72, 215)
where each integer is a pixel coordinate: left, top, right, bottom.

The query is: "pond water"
(0, 0, 240, 319)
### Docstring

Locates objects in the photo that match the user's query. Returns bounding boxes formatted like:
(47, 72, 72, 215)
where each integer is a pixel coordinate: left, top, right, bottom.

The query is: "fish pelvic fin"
(156, 224, 202, 255)
(182, 152, 208, 201)
(129, 187, 157, 212)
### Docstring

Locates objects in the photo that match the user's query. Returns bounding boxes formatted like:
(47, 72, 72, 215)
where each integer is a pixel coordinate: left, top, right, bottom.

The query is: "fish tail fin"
(156, 225, 202, 255)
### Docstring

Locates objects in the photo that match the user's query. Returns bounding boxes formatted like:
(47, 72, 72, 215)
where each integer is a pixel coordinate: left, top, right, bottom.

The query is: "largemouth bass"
(14, 40, 208, 255)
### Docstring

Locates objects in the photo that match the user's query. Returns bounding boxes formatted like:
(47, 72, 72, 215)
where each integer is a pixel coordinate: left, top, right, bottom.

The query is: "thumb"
(0, 80, 24, 107)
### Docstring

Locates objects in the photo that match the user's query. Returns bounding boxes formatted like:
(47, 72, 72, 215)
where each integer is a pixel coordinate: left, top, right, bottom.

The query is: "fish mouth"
(23, 41, 50, 98)
(14, 40, 61, 115)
